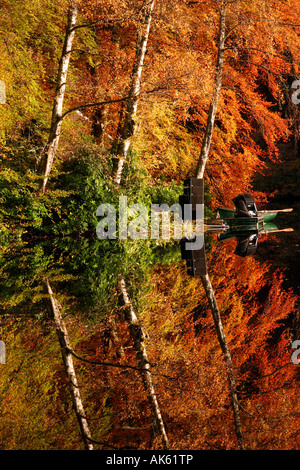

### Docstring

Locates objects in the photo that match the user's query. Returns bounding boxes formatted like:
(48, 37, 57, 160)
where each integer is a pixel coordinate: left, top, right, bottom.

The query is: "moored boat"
(218, 207, 293, 223)
(218, 207, 278, 222)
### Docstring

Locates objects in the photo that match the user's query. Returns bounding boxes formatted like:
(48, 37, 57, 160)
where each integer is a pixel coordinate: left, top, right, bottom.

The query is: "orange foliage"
(2, 0, 300, 452)
(118, 237, 299, 450)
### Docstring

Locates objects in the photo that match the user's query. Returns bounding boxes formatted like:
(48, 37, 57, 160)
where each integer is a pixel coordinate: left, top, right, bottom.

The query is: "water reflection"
(0, 201, 299, 450)
(0, 237, 180, 319)
(178, 202, 299, 450)
(218, 222, 293, 258)
(255, 202, 300, 292)
(0, 236, 181, 449)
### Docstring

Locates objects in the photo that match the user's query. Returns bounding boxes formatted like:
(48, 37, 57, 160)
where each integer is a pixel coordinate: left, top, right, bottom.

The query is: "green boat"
(218, 193, 294, 226)
(218, 207, 293, 224)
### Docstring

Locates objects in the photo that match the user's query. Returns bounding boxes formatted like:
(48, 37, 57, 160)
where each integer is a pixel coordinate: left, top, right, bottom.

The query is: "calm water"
(255, 201, 300, 292)
(0, 196, 299, 450)
(1, 200, 299, 324)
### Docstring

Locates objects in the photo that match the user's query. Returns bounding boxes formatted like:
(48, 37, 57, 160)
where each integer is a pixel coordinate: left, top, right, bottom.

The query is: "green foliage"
(148, 179, 183, 207)
(49, 145, 188, 236)
(0, 212, 181, 323)
(50, 145, 116, 235)
(0, 164, 71, 234)
(0, 168, 47, 231)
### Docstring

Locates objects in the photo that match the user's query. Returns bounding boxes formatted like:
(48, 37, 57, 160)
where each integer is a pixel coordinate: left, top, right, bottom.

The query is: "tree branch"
(61, 96, 132, 121)
(70, 348, 152, 372)
(69, 2, 146, 32)
(60, 85, 166, 122)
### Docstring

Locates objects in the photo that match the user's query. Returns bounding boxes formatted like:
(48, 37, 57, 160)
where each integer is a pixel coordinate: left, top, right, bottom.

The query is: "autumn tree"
(190, 0, 300, 205)
(45, 279, 94, 450)
(112, 0, 156, 187)
(0, 0, 70, 143)
(196, 0, 227, 179)
(38, 2, 79, 194)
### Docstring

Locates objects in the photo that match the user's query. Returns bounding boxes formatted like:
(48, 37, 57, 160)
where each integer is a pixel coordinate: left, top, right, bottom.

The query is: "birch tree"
(45, 279, 94, 450)
(194, 4, 245, 443)
(200, 273, 245, 450)
(38, 2, 78, 193)
(196, 0, 227, 179)
(112, 0, 156, 187)
(118, 276, 169, 449)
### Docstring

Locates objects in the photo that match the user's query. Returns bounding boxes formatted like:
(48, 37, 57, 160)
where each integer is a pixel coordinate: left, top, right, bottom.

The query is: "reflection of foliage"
(0, 234, 181, 322)
(54, 236, 181, 320)
(0, 240, 74, 316)
(0, 318, 112, 450)
(136, 239, 300, 450)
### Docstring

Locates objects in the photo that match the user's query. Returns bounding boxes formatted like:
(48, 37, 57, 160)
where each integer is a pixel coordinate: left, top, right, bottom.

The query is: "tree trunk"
(45, 279, 94, 450)
(200, 273, 245, 450)
(196, 1, 227, 179)
(194, 4, 244, 447)
(92, 105, 110, 145)
(112, 0, 155, 187)
(38, 2, 78, 193)
(106, 313, 125, 359)
(118, 276, 169, 449)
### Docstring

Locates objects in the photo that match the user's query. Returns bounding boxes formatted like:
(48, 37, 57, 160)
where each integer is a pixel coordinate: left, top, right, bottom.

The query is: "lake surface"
(0, 197, 299, 450)
(256, 202, 300, 291)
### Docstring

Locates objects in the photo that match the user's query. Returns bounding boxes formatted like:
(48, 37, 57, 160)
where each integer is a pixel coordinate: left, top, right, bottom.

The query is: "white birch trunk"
(195, 3, 244, 447)
(118, 276, 169, 449)
(39, 3, 78, 193)
(113, 0, 155, 187)
(196, 1, 227, 179)
(200, 273, 245, 450)
(45, 279, 94, 450)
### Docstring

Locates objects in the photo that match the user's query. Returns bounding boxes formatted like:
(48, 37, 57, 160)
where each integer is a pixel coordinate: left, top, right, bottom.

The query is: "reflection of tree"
(181, 235, 244, 448)
(0, 238, 178, 448)
(118, 276, 169, 449)
(45, 279, 94, 450)
(1, 231, 298, 449)
(0, 232, 245, 449)
(200, 273, 244, 450)
(201, 239, 299, 448)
